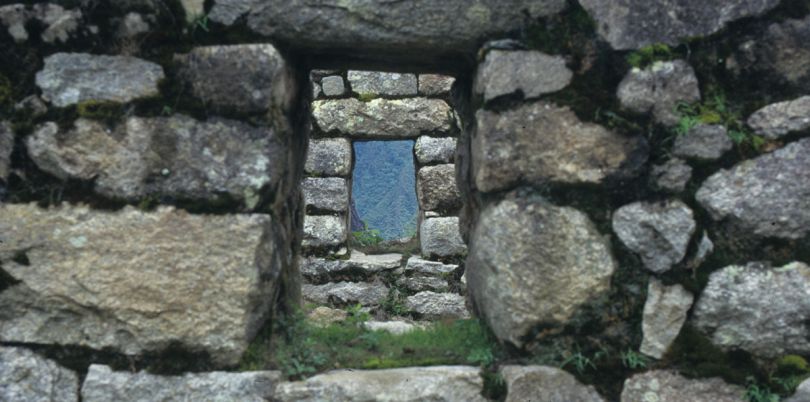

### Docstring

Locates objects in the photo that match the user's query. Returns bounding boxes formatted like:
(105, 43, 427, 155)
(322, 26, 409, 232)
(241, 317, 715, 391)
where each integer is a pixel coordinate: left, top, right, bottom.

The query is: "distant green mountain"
(352, 140, 418, 240)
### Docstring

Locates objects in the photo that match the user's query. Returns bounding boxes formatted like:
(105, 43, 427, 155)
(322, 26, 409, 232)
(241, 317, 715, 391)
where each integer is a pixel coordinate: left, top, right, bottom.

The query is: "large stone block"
(466, 194, 615, 346)
(302, 177, 349, 212)
(415, 136, 456, 164)
(474, 50, 572, 102)
(0, 204, 283, 366)
(302, 281, 389, 307)
(303, 214, 347, 248)
(0, 346, 79, 402)
(305, 138, 352, 177)
(313, 98, 453, 138)
(417, 164, 461, 212)
(420, 217, 466, 258)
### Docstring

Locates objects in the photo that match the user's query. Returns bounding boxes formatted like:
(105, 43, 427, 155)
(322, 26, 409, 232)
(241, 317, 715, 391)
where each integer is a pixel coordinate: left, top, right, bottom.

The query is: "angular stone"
(274, 366, 486, 401)
(612, 200, 696, 273)
(474, 50, 572, 102)
(118, 12, 150, 38)
(396, 276, 449, 293)
(27, 116, 284, 208)
(36, 53, 164, 107)
(415, 136, 456, 164)
(467, 194, 615, 346)
(500, 365, 605, 402)
(0, 204, 281, 366)
(673, 124, 733, 160)
(640, 280, 693, 359)
(695, 138, 810, 239)
(405, 257, 458, 275)
(300, 251, 401, 280)
(175, 44, 296, 114)
(620, 370, 745, 402)
(81, 365, 280, 402)
(747, 96, 810, 139)
(405, 291, 469, 319)
(418, 74, 455, 96)
(417, 164, 461, 212)
(320, 76, 346, 97)
(580, 0, 780, 50)
(313, 98, 453, 138)
(693, 261, 810, 359)
(348, 71, 418, 96)
(303, 215, 346, 248)
(347, 250, 402, 271)
(0, 346, 78, 402)
(363, 321, 420, 335)
(473, 102, 646, 192)
(617, 60, 701, 126)
(0, 121, 12, 182)
(302, 177, 348, 212)
(651, 158, 692, 193)
(305, 138, 352, 177)
(420, 217, 467, 258)
(302, 281, 388, 307)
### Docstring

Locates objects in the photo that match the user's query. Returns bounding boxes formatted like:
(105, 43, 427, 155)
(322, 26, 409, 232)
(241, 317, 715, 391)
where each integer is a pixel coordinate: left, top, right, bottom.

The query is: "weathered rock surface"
(474, 50, 572, 102)
(640, 280, 693, 359)
(313, 98, 453, 138)
(473, 102, 646, 192)
(418, 74, 455, 96)
(617, 60, 701, 126)
(673, 124, 733, 160)
(620, 370, 746, 402)
(0, 121, 12, 182)
(308, 306, 348, 326)
(612, 200, 696, 273)
(346, 250, 403, 272)
(695, 138, 810, 239)
(786, 378, 810, 402)
(303, 215, 346, 248)
(500, 365, 605, 402)
(302, 281, 389, 307)
(36, 53, 164, 107)
(175, 44, 296, 114)
(747, 96, 810, 139)
(397, 276, 450, 293)
(405, 257, 458, 276)
(406, 291, 468, 319)
(420, 217, 467, 258)
(734, 14, 810, 93)
(81, 365, 281, 402)
(320, 76, 346, 97)
(0, 346, 79, 402)
(693, 261, 810, 358)
(0, 204, 280, 366)
(417, 164, 461, 212)
(180, 0, 206, 20)
(27, 116, 284, 208)
(274, 366, 486, 401)
(580, 0, 780, 50)
(415, 136, 456, 164)
(0, 3, 82, 44)
(348, 71, 417, 96)
(300, 252, 401, 280)
(302, 177, 348, 212)
(651, 158, 692, 193)
(305, 138, 352, 177)
(467, 195, 616, 346)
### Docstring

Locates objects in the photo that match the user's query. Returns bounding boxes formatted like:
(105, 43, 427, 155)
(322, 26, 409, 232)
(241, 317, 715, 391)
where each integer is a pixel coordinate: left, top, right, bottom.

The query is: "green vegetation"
(674, 90, 766, 150)
(560, 346, 604, 374)
(746, 377, 780, 402)
(626, 43, 674, 69)
(76, 100, 125, 124)
(357, 93, 377, 102)
(351, 225, 385, 247)
(620, 349, 649, 370)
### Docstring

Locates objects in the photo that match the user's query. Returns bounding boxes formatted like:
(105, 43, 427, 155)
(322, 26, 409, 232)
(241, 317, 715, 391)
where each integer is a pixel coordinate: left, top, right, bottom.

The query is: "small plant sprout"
(621, 349, 649, 370)
(561, 348, 597, 374)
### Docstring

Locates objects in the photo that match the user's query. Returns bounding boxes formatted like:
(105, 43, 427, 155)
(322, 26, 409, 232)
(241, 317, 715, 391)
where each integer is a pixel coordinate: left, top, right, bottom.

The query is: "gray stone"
(415, 136, 456, 164)
(347, 71, 418, 96)
(786, 378, 810, 402)
(467, 194, 615, 346)
(27, 115, 285, 208)
(118, 12, 150, 38)
(474, 50, 572, 102)
(420, 217, 467, 258)
(308, 306, 348, 326)
(0, 4, 82, 44)
(313, 98, 453, 138)
(209, 0, 260, 25)
(312, 82, 322, 99)
(0, 4, 28, 42)
(473, 102, 646, 192)
(302, 281, 388, 307)
(404, 256, 458, 275)
(580, 0, 780, 50)
(363, 321, 420, 335)
(417, 164, 461, 212)
(620, 370, 745, 402)
(651, 158, 692, 193)
(320, 76, 346, 97)
(693, 231, 715, 267)
(693, 261, 810, 359)
(302, 177, 348, 212)
(617, 60, 701, 126)
(81, 365, 281, 402)
(673, 124, 734, 160)
(274, 366, 486, 401)
(303, 215, 346, 248)
(175, 44, 296, 114)
(305, 138, 352, 177)
(396, 276, 450, 293)
(418, 74, 455, 96)
(612, 200, 696, 273)
(346, 250, 402, 271)
(405, 291, 469, 319)
(734, 15, 810, 93)
(0, 121, 12, 182)
(501, 365, 605, 402)
(695, 138, 810, 239)
(0, 204, 282, 366)
(300, 251, 401, 280)
(640, 279, 694, 359)
(747, 96, 810, 139)
(14, 95, 49, 117)
(0, 346, 79, 402)
(36, 53, 164, 107)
